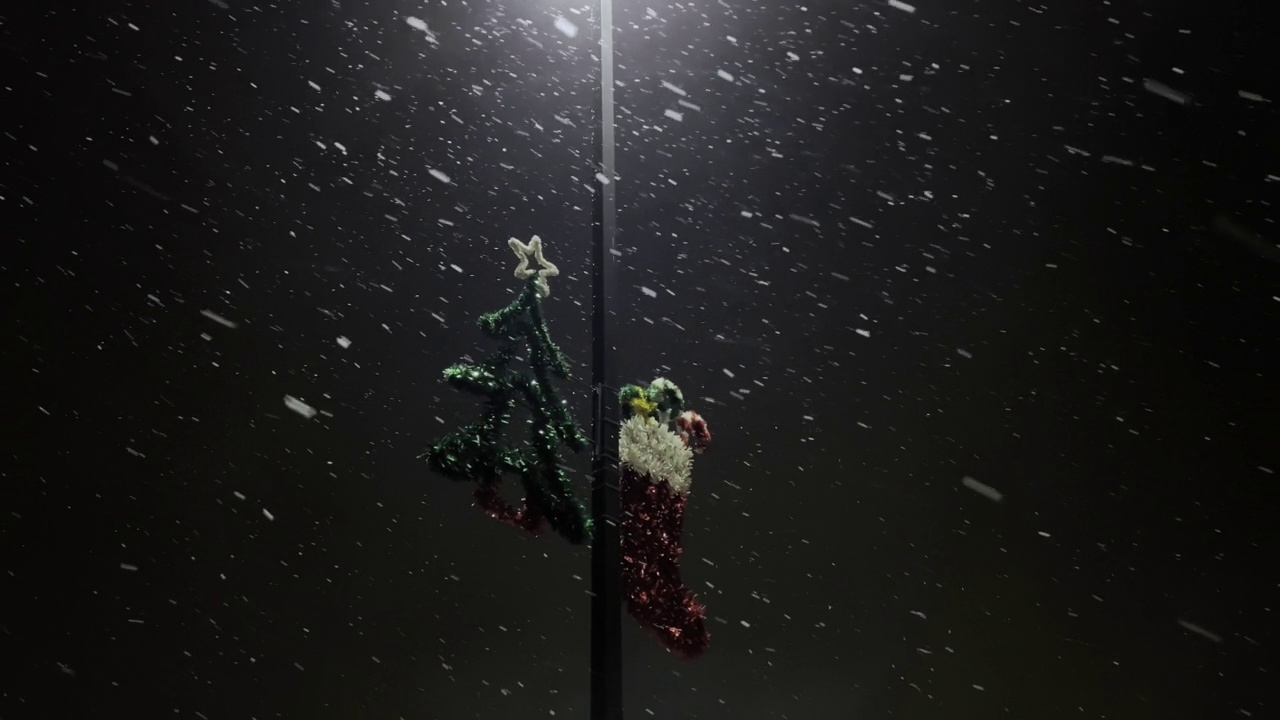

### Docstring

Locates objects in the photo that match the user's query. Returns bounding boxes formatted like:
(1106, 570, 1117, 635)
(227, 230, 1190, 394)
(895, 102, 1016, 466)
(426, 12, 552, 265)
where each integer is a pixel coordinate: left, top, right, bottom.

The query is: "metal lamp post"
(587, 0, 622, 719)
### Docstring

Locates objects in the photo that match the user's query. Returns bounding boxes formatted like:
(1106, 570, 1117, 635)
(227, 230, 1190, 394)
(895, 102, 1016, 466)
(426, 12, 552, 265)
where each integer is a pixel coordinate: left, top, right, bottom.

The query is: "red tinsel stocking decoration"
(620, 399, 712, 659)
(621, 468, 708, 658)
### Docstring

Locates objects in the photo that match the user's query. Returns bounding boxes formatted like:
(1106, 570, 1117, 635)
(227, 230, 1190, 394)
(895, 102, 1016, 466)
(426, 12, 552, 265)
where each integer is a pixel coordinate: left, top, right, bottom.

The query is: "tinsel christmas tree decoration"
(619, 378, 713, 659)
(425, 236, 592, 545)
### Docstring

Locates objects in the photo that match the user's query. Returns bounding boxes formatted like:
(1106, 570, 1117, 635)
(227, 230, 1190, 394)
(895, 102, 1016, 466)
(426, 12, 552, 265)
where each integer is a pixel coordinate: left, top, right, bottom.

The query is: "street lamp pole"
(588, 0, 622, 719)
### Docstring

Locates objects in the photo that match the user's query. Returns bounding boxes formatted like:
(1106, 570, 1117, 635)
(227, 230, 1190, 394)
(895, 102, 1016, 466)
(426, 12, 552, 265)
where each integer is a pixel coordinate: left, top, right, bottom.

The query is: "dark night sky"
(3, 0, 1277, 718)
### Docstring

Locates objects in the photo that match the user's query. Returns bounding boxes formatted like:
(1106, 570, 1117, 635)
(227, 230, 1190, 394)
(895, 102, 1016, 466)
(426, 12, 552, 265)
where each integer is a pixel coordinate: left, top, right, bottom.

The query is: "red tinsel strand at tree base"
(474, 480, 545, 536)
(620, 466, 709, 659)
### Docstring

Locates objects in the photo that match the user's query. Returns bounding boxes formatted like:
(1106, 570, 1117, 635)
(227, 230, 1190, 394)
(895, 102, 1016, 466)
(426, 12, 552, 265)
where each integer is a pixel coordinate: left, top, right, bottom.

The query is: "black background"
(4, 1, 1276, 718)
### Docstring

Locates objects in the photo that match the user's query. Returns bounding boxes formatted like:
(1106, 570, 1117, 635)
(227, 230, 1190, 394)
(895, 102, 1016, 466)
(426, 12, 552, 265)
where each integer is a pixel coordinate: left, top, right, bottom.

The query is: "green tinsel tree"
(426, 237, 592, 545)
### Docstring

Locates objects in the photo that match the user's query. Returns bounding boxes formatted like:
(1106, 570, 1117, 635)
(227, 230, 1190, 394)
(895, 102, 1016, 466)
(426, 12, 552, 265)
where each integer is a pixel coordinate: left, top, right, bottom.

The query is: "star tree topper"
(509, 235, 559, 298)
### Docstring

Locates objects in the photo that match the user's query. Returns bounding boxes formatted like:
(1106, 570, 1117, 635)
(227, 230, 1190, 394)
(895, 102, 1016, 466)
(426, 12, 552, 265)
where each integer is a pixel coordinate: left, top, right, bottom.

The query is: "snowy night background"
(3, 0, 1277, 718)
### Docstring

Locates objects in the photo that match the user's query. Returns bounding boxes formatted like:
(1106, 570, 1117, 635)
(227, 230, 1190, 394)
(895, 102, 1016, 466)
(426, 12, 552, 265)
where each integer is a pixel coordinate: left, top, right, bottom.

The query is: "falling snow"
(554, 17, 579, 39)
(961, 476, 1003, 502)
(8, 4, 1273, 718)
(661, 80, 687, 97)
(1177, 619, 1223, 643)
(1144, 78, 1190, 105)
(405, 17, 439, 45)
(200, 310, 238, 328)
(284, 396, 317, 419)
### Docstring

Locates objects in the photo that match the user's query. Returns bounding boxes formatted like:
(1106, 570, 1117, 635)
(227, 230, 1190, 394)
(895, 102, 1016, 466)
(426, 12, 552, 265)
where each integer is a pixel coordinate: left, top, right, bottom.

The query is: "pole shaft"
(589, 0, 621, 719)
